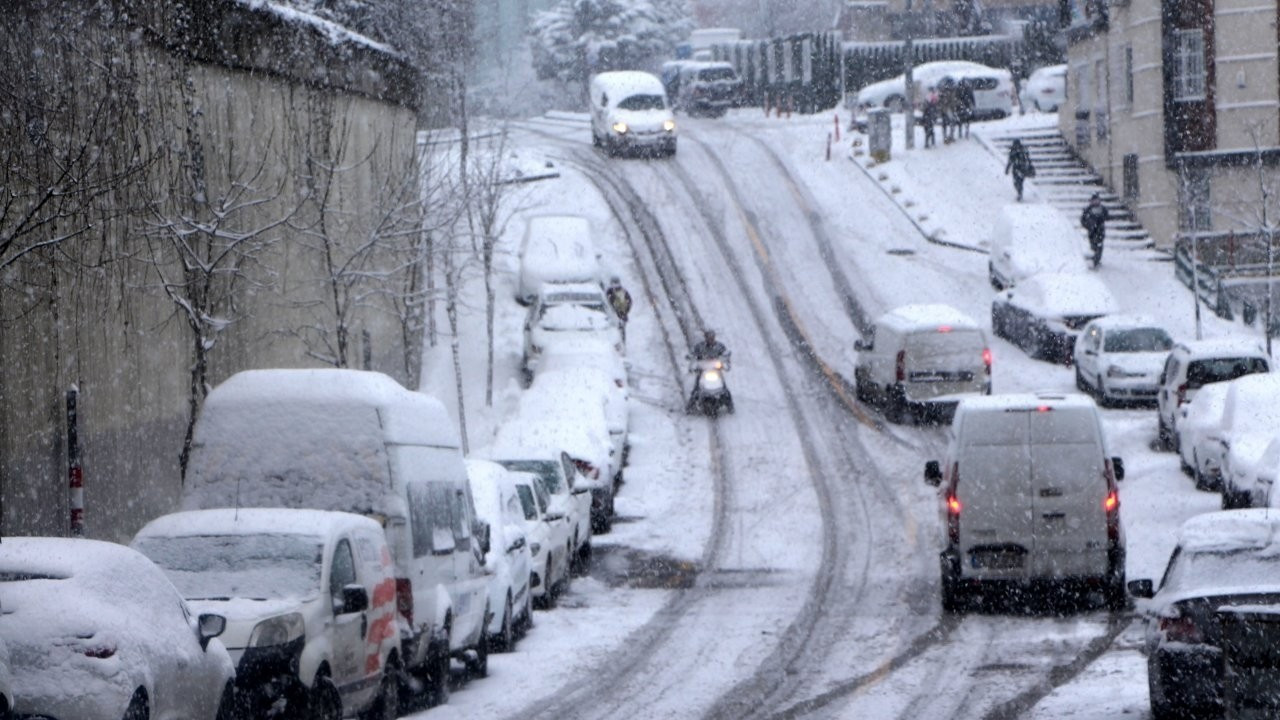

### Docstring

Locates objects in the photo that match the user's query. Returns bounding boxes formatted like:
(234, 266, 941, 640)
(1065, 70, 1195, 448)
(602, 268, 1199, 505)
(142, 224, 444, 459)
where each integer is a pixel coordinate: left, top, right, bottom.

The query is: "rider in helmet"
(690, 329, 727, 361)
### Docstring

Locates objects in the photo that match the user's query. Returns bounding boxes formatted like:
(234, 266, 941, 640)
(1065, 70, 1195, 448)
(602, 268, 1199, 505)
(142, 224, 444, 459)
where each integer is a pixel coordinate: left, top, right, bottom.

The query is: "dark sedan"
(1129, 510, 1280, 719)
(990, 272, 1118, 364)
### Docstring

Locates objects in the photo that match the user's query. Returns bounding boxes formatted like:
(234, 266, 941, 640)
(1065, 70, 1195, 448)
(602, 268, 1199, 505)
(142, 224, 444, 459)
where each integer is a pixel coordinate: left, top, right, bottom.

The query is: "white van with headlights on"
(924, 392, 1126, 612)
(133, 509, 400, 720)
(589, 71, 677, 157)
(182, 369, 491, 707)
(854, 303, 991, 424)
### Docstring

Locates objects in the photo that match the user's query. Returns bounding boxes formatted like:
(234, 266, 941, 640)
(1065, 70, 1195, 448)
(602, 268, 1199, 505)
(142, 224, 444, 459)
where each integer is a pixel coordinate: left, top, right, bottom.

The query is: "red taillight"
(937, 325, 953, 333)
(396, 577, 413, 627)
(1176, 384, 1188, 406)
(947, 495, 961, 514)
(896, 350, 906, 382)
(982, 348, 992, 375)
(1160, 615, 1204, 643)
(947, 462, 961, 545)
(1104, 490, 1119, 512)
(573, 458, 600, 480)
(83, 645, 116, 659)
(1037, 405, 1052, 412)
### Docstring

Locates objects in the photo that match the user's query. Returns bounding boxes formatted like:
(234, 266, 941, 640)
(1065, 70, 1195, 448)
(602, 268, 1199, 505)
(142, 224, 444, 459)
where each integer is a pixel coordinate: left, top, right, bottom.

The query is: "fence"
(711, 32, 845, 113)
(1174, 231, 1280, 333)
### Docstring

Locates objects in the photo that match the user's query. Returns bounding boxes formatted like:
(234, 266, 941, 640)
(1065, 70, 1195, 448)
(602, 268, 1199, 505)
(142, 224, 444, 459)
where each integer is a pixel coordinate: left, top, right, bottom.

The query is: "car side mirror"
(1112, 457, 1125, 481)
(1127, 578, 1154, 599)
(197, 613, 226, 650)
(924, 460, 942, 486)
(339, 584, 369, 615)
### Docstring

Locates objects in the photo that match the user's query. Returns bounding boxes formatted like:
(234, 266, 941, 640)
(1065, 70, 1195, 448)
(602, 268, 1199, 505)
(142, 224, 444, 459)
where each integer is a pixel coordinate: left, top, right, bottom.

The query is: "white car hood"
(1105, 351, 1167, 377)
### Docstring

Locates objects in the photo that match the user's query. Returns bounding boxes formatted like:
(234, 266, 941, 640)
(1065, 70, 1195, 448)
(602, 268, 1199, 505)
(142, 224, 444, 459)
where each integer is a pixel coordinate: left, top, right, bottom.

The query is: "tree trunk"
(484, 238, 495, 406)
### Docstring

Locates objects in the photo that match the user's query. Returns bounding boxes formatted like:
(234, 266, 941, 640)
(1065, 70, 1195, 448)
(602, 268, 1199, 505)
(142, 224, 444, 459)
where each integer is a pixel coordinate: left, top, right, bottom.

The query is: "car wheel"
(854, 369, 871, 403)
(493, 594, 515, 653)
(122, 690, 149, 720)
(991, 307, 1005, 339)
(1193, 451, 1215, 492)
(539, 557, 558, 608)
(1074, 366, 1088, 391)
(940, 563, 965, 613)
(309, 676, 342, 720)
(519, 586, 534, 634)
(885, 386, 907, 423)
(988, 263, 1003, 290)
(425, 642, 450, 707)
(361, 660, 399, 720)
(1157, 415, 1175, 452)
(1103, 574, 1127, 612)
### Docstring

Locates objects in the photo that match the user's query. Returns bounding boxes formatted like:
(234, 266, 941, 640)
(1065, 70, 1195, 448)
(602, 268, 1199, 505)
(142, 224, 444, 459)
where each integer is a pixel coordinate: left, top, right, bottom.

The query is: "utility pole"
(1181, 158, 1204, 340)
(903, 8, 914, 151)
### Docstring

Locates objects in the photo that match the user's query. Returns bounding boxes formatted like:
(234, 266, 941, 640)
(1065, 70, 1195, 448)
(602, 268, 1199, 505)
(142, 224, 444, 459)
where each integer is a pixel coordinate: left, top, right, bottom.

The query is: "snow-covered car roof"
(1178, 509, 1280, 553)
(536, 304, 616, 332)
(465, 458, 513, 526)
(1083, 314, 1163, 331)
(1175, 337, 1269, 360)
(1224, 372, 1280, 424)
(538, 337, 627, 380)
(1014, 272, 1120, 316)
(940, 66, 1011, 80)
(134, 508, 380, 541)
(199, 368, 459, 448)
(958, 391, 1098, 413)
(591, 70, 666, 97)
(492, 376, 611, 466)
(877, 303, 981, 332)
(993, 204, 1084, 272)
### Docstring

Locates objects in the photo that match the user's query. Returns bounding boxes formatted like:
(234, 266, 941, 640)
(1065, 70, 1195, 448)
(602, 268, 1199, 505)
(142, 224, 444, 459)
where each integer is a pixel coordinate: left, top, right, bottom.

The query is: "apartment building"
(1062, 0, 1280, 254)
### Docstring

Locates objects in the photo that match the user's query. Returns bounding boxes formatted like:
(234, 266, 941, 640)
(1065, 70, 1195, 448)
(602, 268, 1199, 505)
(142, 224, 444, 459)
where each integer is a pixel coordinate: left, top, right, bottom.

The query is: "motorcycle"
(686, 354, 734, 416)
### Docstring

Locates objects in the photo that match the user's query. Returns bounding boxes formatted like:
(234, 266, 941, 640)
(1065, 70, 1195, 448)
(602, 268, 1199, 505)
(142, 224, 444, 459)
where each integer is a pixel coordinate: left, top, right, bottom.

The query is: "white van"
(853, 304, 991, 424)
(988, 204, 1086, 289)
(517, 215, 601, 304)
(589, 71, 677, 157)
(133, 509, 400, 719)
(182, 369, 490, 705)
(924, 392, 1126, 612)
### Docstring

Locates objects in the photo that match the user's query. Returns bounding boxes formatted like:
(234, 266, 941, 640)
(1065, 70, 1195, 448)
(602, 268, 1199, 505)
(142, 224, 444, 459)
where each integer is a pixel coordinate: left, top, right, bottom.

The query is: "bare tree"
(1216, 124, 1280, 355)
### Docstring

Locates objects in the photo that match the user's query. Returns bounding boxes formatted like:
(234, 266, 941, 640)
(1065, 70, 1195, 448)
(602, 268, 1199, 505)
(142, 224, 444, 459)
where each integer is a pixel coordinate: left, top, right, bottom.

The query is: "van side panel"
(1028, 410, 1109, 577)
(956, 412, 1035, 579)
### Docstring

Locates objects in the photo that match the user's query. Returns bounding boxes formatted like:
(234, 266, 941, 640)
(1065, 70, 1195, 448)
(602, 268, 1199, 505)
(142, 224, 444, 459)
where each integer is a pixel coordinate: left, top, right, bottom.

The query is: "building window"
(1123, 153, 1139, 202)
(1178, 165, 1211, 231)
(1172, 29, 1207, 100)
(1124, 46, 1134, 105)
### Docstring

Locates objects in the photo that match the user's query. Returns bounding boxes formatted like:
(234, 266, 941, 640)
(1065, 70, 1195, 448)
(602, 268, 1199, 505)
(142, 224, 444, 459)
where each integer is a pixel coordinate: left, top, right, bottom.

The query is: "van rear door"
(956, 410, 1034, 576)
(905, 329, 987, 400)
(1027, 408, 1108, 577)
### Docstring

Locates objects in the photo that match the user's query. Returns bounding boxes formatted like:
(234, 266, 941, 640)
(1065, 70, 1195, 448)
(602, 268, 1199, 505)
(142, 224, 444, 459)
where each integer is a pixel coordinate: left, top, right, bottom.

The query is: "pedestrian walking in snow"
(1080, 194, 1110, 268)
(956, 80, 975, 138)
(921, 92, 939, 148)
(606, 276, 633, 340)
(938, 78, 958, 144)
(1004, 139, 1035, 201)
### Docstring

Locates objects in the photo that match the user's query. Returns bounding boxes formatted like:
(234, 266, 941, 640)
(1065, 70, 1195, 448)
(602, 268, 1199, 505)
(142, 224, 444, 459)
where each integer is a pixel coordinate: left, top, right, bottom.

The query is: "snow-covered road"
(414, 109, 1248, 719)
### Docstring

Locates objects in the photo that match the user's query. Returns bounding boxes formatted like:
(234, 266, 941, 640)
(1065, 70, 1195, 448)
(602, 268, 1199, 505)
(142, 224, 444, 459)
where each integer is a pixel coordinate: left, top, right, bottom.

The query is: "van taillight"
(396, 577, 413, 627)
(1159, 615, 1204, 644)
(982, 348, 992, 375)
(1175, 384, 1188, 406)
(573, 458, 600, 480)
(1104, 490, 1119, 512)
(1104, 460, 1121, 545)
(947, 463, 961, 544)
(896, 350, 906, 382)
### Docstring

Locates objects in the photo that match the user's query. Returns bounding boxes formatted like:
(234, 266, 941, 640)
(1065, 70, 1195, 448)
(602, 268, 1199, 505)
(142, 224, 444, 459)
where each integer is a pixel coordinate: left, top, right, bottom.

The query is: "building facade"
(1062, 0, 1280, 253)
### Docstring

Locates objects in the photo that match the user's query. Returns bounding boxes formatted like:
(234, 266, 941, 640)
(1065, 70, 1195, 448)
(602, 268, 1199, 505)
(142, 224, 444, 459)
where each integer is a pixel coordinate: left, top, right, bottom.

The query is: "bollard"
(764, 91, 771, 117)
(834, 114, 841, 143)
(826, 133, 832, 161)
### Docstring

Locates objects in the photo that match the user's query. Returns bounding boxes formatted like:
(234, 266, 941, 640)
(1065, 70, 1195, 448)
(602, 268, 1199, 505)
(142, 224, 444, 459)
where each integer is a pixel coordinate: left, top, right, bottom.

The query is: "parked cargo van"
(988, 204, 1086, 289)
(854, 303, 991, 424)
(517, 215, 601, 304)
(924, 392, 1126, 612)
(182, 369, 490, 705)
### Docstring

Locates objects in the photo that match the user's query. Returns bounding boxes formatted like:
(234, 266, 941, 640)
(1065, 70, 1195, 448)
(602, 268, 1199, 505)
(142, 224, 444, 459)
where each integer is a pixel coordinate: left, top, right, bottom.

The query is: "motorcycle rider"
(687, 329, 731, 413)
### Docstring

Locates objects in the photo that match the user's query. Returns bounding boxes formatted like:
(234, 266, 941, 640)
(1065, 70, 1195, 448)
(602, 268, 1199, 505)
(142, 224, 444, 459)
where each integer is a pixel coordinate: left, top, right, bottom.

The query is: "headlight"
(704, 370, 721, 382)
(248, 613, 305, 648)
(663, 119, 676, 132)
(612, 122, 628, 134)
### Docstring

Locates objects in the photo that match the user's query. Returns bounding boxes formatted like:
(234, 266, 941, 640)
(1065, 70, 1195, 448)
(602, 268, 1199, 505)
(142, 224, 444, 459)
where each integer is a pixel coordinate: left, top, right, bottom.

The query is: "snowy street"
(405, 108, 1247, 719)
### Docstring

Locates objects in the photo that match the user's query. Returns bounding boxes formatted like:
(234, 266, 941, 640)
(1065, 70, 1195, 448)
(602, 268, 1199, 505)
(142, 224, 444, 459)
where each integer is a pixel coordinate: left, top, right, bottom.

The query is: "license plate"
(971, 549, 1025, 570)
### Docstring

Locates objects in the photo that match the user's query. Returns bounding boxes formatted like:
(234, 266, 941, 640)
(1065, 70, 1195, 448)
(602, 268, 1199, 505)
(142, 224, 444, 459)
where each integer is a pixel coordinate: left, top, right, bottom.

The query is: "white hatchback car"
(516, 215, 601, 305)
(1156, 338, 1271, 449)
(1195, 373, 1280, 504)
(465, 459, 534, 652)
(0, 537, 237, 720)
(507, 470, 573, 609)
(133, 509, 401, 720)
(523, 282, 623, 379)
(1021, 64, 1067, 112)
(1072, 316, 1174, 406)
(855, 60, 997, 112)
(1176, 381, 1232, 489)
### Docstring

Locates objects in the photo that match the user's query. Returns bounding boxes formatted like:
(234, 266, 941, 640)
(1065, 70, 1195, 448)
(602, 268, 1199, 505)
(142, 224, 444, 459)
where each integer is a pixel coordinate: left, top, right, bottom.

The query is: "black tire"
(123, 690, 149, 720)
(1104, 575, 1127, 612)
(941, 571, 965, 613)
(885, 387, 907, 424)
(308, 676, 342, 720)
(426, 645, 450, 707)
(1074, 367, 1088, 392)
(518, 586, 534, 634)
(492, 594, 515, 653)
(991, 308, 1005, 339)
(467, 616, 490, 679)
(361, 661, 400, 720)
(1157, 415, 1175, 452)
(854, 369, 871, 403)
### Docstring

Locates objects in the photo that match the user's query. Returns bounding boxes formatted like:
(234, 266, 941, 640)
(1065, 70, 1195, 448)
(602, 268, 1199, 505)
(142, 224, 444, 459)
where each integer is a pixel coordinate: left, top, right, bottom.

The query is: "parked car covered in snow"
(0, 537, 237, 720)
(506, 470, 573, 608)
(1198, 373, 1280, 508)
(988, 203, 1087, 290)
(517, 214, 602, 305)
(523, 282, 624, 379)
(1072, 316, 1173, 406)
(854, 60, 998, 113)
(1224, 432, 1280, 510)
(182, 368, 489, 705)
(1156, 338, 1271, 450)
(992, 272, 1119, 364)
(1020, 64, 1067, 112)
(489, 444, 593, 574)
(465, 459, 534, 651)
(939, 67, 1015, 120)
(589, 71, 677, 157)
(1177, 381, 1232, 490)
(854, 303, 991, 424)
(133, 509, 401, 720)
(1129, 510, 1280, 718)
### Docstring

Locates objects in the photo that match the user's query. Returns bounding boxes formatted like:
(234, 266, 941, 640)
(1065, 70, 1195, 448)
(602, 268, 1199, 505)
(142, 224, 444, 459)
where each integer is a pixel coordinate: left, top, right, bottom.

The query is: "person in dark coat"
(1004, 139, 1035, 201)
(606, 275, 633, 339)
(921, 92, 939, 148)
(956, 80, 975, 138)
(1080, 193, 1110, 268)
(938, 78, 958, 143)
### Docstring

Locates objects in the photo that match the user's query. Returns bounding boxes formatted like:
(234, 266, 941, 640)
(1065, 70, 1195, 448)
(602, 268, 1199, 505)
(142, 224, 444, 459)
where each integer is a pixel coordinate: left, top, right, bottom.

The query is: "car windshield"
(1186, 357, 1269, 387)
(698, 67, 737, 82)
(134, 533, 323, 601)
(1162, 548, 1280, 594)
(1104, 328, 1172, 352)
(617, 94, 665, 111)
(497, 460, 563, 494)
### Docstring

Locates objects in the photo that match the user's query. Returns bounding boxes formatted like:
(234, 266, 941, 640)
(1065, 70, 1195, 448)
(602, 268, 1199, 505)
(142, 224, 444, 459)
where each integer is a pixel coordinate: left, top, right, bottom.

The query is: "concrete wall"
(0, 1, 423, 542)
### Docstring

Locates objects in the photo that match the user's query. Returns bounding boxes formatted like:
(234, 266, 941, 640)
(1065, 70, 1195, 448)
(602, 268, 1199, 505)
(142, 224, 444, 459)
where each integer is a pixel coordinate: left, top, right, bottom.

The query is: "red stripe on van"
(371, 578, 397, 608)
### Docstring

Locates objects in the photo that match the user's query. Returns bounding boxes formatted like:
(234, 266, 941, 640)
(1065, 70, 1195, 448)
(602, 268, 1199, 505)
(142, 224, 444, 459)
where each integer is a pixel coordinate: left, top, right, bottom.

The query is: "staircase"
(980, 128, 1154, 251)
